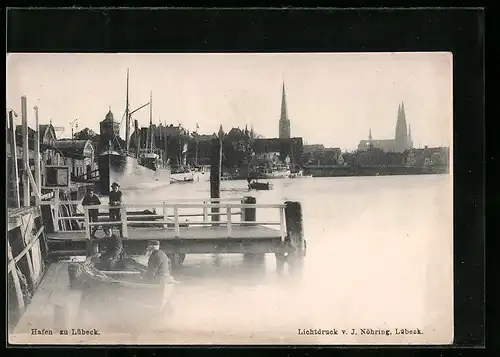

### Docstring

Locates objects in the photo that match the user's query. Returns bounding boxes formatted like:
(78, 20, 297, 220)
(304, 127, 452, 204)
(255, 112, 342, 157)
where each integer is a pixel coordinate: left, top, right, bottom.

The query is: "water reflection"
(88, 175, 452, 343)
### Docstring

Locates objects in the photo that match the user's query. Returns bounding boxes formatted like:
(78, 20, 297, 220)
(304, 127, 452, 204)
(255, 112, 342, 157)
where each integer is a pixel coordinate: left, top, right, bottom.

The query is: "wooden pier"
(41, 197, 307, 268)
(8, 94, 309, 342)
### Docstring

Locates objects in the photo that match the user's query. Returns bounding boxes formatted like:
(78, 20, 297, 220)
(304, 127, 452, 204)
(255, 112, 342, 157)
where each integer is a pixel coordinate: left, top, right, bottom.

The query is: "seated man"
(98, 227, 125, 270)
(143, 240, 177, 284)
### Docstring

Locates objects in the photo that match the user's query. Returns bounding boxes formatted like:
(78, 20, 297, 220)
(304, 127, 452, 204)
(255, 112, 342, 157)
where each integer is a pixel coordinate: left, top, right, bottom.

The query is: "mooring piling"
(210, 137, 222, 224)
(8, 110, 20, 209)
(241, 196, 256, 225)
(21, 96, 30, 207)
(284, 201, 305, 273)
(34, 105, 42, 201)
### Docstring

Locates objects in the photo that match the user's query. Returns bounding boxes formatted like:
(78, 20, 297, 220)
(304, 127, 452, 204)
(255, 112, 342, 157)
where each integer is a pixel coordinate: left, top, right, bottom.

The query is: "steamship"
(97, 69, 171, 194)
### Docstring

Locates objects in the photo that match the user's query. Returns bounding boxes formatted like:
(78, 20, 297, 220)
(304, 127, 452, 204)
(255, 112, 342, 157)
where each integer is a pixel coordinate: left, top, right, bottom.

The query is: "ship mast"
(125, 68, 130, 153)
(164, 121, 168, 165)
(126, 69, 152, 154)
(149, 91, 154, 152)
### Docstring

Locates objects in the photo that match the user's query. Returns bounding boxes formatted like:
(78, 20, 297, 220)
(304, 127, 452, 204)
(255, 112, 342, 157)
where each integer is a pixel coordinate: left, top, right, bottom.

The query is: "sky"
(6, 52, 452, 151)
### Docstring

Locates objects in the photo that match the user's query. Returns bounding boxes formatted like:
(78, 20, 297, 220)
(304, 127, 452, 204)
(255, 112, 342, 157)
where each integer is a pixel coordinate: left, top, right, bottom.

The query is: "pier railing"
(40, 197, 287, 240)
(82, 201, 286, 240)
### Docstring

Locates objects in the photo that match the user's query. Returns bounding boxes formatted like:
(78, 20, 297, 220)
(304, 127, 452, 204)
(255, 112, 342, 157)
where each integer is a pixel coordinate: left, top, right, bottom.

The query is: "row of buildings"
(6, 122, 97, 184)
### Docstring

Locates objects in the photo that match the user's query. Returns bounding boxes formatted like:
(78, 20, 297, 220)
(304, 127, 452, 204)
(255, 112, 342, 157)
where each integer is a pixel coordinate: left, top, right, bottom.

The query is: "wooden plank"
(8, 225, 44, 273)
(8, 218, 22, 231)
(46, 225, 282, 241)
(21, 96, 30, 207)
(8, 206, 40, 219)
(20, 214, 36, 287)
(8, 110, 20, 208)
(29, 238, 43, 284)
(34, 106, 41, 195)
(8, 240, 25, 314)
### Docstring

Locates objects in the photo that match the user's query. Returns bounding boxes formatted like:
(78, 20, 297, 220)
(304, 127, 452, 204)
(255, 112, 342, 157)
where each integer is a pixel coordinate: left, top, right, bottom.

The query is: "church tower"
(394, 102, 408, 152)
(279, 82, 291, 139)
(407, 124, 413, 149)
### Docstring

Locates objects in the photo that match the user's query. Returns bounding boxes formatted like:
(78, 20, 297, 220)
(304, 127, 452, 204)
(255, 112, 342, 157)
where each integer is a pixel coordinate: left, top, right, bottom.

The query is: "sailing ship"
(169, 134, 196, 183)
(137, 92, 172, 181)
(97, 69, 171, 194)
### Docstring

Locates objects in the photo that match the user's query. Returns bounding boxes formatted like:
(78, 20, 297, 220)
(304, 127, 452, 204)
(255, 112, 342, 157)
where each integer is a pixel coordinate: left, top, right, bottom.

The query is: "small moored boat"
(68, 255, 175, 330)
(248, 181, 273, 191)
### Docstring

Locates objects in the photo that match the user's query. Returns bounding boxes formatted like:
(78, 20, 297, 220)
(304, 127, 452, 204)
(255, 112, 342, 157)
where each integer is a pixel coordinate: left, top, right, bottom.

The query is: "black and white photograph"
(7, 51, 453, 345)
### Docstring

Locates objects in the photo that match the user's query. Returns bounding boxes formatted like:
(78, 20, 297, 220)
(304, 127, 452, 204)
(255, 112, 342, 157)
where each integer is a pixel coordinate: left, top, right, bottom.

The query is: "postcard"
(7, 51, 453, 345)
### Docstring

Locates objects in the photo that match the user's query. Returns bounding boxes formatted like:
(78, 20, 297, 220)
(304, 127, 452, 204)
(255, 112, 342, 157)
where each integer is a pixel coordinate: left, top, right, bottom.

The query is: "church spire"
(279, 81, 291, 139)
(218, 124, 224, 139)
(280, 81, 288, 121)
(395, 101, 408, 149)
(408, 124, 413, 148)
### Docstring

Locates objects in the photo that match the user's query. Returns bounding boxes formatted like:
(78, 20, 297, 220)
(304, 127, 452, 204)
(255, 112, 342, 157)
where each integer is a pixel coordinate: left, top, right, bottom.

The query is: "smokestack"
(134, 119, 140, 157)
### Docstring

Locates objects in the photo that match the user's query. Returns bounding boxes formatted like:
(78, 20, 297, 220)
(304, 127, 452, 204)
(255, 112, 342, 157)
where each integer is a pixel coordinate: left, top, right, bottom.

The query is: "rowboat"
(68, 255, 175, 330)
(248, 181, 273, 191)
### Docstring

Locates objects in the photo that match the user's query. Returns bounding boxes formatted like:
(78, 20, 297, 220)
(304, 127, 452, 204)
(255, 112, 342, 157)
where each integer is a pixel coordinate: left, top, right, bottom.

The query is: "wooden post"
(241, 196, 256, 225)
(174, 206, 180, 238)
(8, 110, 20, 208)
(210, 138, 221, 225)
(279, 206, 286, 240)
(21, 215, 36, 289)
(284, 201, 305, 274)
(121, 205, 128, 238)
(162, 202, 168, 228)
(54, 189, 60, 232)
(34, 106, 41, 201)
(27, 168, 41, 203)
(226, 205, 232, 238)
(83, 207, 90, 240)
(202, 200, 208, 225)
(8, 240, 25, 314)
(241, 196, 260, 261)
(21, 96, 30, 207)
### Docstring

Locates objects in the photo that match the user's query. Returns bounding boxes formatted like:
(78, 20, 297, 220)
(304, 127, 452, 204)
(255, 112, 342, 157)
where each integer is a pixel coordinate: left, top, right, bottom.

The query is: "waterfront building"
(52, 139, 96, 179)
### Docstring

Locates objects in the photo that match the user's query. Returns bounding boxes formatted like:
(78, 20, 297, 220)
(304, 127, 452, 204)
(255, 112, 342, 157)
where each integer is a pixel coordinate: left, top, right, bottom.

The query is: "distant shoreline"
(221, 164, 449, 180)
(302, 164, 449, 178)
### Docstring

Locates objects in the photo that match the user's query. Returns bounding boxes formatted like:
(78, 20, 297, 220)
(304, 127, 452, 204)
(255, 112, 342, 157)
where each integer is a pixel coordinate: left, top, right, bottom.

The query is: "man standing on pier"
(109, 182, 123, 237)
(82, 187, 101, 238)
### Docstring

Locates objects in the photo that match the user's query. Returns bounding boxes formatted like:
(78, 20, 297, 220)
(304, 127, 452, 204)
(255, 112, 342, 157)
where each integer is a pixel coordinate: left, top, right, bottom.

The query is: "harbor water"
(94, 174, 454, 344)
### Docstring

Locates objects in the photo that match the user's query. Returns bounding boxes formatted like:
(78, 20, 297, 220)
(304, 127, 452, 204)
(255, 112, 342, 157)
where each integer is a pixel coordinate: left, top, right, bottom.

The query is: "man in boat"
(143, 240, 178, 284)
(109, 182, 123, 237)
(82, 186, 101, 238)
(99, 227, 125, 270)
